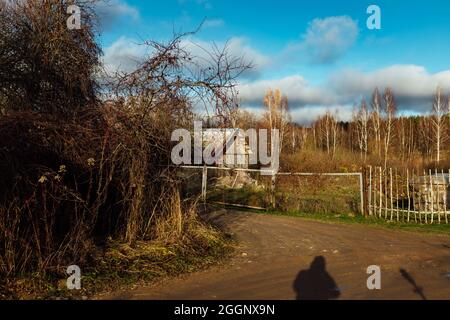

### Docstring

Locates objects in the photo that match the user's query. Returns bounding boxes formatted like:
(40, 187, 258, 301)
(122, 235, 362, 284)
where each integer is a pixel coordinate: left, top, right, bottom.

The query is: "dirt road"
(102, 210, 450, 300)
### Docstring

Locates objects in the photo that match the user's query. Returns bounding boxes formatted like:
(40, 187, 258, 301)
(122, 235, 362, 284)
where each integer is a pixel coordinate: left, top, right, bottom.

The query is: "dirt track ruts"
(101, 210, 450, 300)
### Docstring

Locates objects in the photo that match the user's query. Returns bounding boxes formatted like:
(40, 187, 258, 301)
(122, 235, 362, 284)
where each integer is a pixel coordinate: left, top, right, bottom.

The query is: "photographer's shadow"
(293, 256, 341, 300)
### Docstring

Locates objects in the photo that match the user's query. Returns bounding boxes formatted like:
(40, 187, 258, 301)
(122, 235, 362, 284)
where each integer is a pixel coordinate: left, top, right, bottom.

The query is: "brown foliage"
(0, 1, 248, 285)
(0, 0, 101, 116)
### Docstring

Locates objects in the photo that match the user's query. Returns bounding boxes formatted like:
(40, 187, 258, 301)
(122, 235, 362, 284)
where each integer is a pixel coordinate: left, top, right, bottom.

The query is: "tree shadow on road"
(293, 256, 341, 300)
(399, 269, 427, 300)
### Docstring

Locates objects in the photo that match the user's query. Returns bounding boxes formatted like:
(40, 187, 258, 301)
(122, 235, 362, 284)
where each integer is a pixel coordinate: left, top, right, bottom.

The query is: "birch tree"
(354, 99, 369, 162)
(371, 88, 382, 157)
(263, 89, 291, 153)
(431, 87, 446, 164)
(383, 88, 396, 169)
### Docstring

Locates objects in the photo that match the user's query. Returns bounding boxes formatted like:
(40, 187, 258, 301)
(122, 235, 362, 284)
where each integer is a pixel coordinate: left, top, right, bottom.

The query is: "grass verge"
(216, 204, 450, 236)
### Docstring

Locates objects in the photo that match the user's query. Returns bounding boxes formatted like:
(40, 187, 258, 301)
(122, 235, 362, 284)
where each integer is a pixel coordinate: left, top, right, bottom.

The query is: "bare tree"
(263, 88, 291, 152)
(314, 110, 338, 156)
(383, 88, 396, 169)
(299, 127, 309, 150)
(431, 87, 447, 164)
(354, 99, 369, 162)
(371, 88, 382, 156)
(331, 112, 339, 156)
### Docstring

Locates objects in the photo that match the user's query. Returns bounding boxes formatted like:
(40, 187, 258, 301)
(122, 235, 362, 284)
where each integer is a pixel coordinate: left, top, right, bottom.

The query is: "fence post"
(390, 168, 394, 221)
(429, 169, 434, 224)
(435, 169, 441, 224)
(379, 167, 382, 218)
(368, 166, 372, 216)
(442, 169, 450, 224)
(359, 172, 365, 216)
(271, 173, 277, 210)
(201, 165, 207, 203)
(407, 169, 411, 222)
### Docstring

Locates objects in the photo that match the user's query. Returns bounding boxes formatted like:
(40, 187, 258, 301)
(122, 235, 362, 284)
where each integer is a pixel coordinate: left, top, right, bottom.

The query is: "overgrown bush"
(0, 0, 247, 297)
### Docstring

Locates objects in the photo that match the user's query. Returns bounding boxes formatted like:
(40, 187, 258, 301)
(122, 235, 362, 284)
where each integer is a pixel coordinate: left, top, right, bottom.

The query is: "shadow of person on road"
(293, 256, 340, 300)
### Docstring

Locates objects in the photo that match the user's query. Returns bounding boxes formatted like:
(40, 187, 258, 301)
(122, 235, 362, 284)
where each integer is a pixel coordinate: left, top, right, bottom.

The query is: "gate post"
(271, 173, 277, 210)
(359, 172, 365, 216)
(201, 165, 207, 203)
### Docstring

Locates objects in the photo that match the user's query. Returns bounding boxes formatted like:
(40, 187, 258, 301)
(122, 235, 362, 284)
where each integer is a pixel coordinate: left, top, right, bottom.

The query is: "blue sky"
(98, 0, 450, 123)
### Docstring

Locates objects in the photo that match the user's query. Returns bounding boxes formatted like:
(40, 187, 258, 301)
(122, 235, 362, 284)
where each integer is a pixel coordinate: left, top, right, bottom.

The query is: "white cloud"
(238, 65, 450, 123)
(330, 65, 450, 97)
(102, 37, 148, 74)
(329, 65, 450, 112)
(181, 37, 271, 79)
(238, 75, 336, 106)
(95, 0, 140, 31)
(102, 34, 449, 122)
(101, 35, 270, 79)
(284, 16, 359, 64)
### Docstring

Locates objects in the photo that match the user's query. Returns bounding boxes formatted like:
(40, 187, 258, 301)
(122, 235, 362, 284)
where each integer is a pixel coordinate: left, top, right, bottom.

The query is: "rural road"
(102, 210, 450, 300)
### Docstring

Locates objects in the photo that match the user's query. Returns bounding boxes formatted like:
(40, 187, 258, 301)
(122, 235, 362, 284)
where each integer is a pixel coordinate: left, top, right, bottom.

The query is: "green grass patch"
(278, 211, 450, 235)
(207, 178, 362, 215)
(221, 206, 450, 236)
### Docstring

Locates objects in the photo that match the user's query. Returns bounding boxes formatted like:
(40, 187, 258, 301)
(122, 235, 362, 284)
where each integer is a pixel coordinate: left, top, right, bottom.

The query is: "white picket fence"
(365, 166, 450, 224)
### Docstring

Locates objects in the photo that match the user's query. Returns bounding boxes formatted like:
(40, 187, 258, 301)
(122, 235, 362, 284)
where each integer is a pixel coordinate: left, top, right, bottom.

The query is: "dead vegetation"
(0, 0, 247, 299)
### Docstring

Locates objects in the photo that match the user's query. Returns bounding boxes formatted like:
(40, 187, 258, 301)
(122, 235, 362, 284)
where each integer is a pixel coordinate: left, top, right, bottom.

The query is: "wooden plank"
(424, 169, 427, 224)
(412, 169, 417, 223)
(385, 168, 388, 219)
(441, 169, 450, 224)
(407, 169, 411, 223)
(271, 174, 276, 209)
(360, 172, 365, 216)
(390, 168, 394, 221)
(369, 166, 372, 216)
(429, 169, 434, 224)
(435, 169, 441, 224)
(379, 167, 383, 218)
(395, 168, 399, 221)
(201, 165, 208, 203)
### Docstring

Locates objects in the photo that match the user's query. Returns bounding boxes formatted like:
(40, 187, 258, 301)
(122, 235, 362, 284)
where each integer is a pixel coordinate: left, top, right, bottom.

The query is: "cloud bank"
(238, 65, 450, 124)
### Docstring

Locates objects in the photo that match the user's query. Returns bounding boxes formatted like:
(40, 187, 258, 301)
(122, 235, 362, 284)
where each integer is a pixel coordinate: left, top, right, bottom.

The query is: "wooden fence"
(364, 166, 450, 224)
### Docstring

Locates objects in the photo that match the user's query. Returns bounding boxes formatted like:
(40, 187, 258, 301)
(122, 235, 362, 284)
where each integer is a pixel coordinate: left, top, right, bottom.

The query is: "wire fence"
(180, 166, 364, 215)
(179, 165, 450, 224)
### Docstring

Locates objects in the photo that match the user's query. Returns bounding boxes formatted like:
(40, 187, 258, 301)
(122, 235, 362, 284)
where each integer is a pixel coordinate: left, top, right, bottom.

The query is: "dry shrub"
(0, 0, 100, 116)
(0, 1, 248, 295)
(282, 149, 363, 173)
(0, 104, 203, 280)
